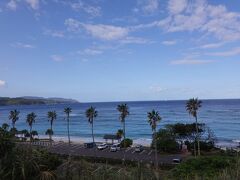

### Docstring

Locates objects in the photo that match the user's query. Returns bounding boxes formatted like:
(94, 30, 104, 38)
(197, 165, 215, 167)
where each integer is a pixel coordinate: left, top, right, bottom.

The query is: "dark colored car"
(84, 142, 96, 148)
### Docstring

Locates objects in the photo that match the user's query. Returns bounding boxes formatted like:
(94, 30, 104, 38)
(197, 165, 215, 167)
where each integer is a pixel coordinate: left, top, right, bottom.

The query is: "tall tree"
(64, 108, 72, 145)
(1, 123, 9, 131)
(64, 107, 72, 180)
(85, 106, 98, 144)
(116, 129, 123, 140)
(9, 109, 20, 129)
(47, 111, 57, 144)
(147, 110, 162, 169)
(45, 129, 53, 143)
(186, 98, 202, 156)
(117, 104, 129, 148)
(26, 112, 37, 142)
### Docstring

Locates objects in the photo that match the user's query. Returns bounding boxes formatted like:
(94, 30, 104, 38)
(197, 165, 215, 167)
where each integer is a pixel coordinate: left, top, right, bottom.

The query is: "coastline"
(39, 135, 152, 146)
(38, 134, 240, 148)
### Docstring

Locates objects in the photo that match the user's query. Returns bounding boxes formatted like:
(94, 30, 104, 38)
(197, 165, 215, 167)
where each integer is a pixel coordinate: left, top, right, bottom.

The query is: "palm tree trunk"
(91, 120, 95, 143)
(12, 165, 15, 180)
(154, 129, 158, 169)
(67, 115, 71, 180)
(50, 122, 53, 146)
(30, 126, 32, 141)
(122, 119, 126, 164)
(123, 119, 126, 148)
(29, 126, 32, 146)
(195, 116, 200, 156)
(193, 140, 196, 157)
(67, 116, 70, 145)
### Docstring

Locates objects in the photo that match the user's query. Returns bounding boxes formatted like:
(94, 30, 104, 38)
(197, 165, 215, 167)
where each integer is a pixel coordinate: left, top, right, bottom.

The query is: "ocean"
(0, 99, 240, 147)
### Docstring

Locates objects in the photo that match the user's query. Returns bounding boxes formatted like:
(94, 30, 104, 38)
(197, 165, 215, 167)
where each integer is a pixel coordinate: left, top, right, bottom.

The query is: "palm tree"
(85, 106, 98, 143)
(45, 129, 53, 142)
(147, 110, 162, 169)
(186, 98, 202, 156)
(117, 104, 129, 148)
(64, 107, 72, 145)
(64, 107, 72, 180)
(31, 130, 38, 140)
(26, 112, 37, 141)
(9, 109, 20, 129)
(116, 129, 123, 142)
(47, 111, 57, 144)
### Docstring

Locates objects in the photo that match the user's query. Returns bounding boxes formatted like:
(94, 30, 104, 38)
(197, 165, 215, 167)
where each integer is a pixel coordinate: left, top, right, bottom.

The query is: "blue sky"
(0, 0, 240, 102)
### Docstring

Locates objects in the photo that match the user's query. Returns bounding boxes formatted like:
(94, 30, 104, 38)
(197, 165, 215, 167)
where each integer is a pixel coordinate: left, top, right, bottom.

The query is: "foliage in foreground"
(56, 160, 159, 180)
(2, 123, 240, 180)
(0, 124, 62, 180)
(171, 156, 237, 179)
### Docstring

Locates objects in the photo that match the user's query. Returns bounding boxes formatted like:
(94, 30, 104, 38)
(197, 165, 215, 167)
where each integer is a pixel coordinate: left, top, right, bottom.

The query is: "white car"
(110, 143, 121, 152)
(172, 158, 182, 164)
(135, 145, 143, 152)
(97, 143, 108, 150)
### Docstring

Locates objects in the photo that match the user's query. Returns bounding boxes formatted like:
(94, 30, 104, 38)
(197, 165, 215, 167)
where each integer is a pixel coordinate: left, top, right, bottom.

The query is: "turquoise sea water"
(0, 99, 240, 146)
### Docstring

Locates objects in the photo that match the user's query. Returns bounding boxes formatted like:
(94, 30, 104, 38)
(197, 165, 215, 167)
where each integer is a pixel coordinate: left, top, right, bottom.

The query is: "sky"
(0, 0, 240, 102)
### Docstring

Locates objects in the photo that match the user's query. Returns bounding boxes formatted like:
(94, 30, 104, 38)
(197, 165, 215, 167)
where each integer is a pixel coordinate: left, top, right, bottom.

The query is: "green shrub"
(0, 125, 15, 158)
(120, 138, 133, 147)
(199, 141, 215, 151)
(171, 156, 236, 179)
(153, 129, 179, 153)
(185, 140, 214, 153)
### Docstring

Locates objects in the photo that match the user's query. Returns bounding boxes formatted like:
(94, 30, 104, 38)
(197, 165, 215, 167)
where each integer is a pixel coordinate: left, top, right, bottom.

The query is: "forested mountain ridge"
(0, 97, 79, 105)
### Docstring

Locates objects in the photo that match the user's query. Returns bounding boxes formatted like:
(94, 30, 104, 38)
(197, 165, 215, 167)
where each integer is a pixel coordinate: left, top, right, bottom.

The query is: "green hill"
(0, 97, 79, 106)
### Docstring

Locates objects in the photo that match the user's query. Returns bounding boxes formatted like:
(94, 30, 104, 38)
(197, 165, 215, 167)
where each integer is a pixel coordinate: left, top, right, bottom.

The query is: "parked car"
(84, 142, 96, 148)
(172, 158, 182, 164)
(97, 143, 108, 150)
(110, 143, 121, 152)
(135, 145, 143, 152)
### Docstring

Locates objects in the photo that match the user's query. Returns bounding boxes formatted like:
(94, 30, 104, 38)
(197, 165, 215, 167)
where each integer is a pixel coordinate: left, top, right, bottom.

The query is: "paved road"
(28, 142, 185, 165)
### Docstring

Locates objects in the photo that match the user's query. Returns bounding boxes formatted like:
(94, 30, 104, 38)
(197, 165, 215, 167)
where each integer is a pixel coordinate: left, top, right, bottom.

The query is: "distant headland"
(0, 96, 79, 106)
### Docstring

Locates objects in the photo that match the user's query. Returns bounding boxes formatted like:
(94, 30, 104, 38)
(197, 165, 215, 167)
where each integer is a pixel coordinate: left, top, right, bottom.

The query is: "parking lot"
(44, 142, 185, 164)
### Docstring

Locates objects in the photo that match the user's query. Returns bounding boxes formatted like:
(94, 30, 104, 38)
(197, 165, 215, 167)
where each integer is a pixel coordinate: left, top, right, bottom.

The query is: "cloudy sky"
(0, 0, 240, 102)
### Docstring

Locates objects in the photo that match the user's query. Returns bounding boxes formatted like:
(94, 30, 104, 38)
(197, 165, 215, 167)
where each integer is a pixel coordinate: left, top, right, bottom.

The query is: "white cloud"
(159, 0, 240, 42)
(64, 18, 82, 32)
(70, 1, 101, 17)
(199, 42, 224, 49)
(0, 80, 6, 87)
(44, 29, 65, 38)
(171, 59, 214, 65)
(64, 1, 240, 46)
(164, 1, 208, 32)
(135, 0, 159, 14)
(11, 42, 35, 48)
(168, 0, 188, 14)
(208, 47, 240, 57)
(65, 18, 129, 41)
(78, 48, 103, 56)
(149, 85, 167, 93)
(65, 19, 150, 43)
(7, 0, 39, 10)
(82, 24, 129, 41)
(25, 0, 39, 10)
(51, 55, 63, 62)
(7, 0, 17, 10)
(162, 40, 177, 45)
(132, 7, 139, 13)
(120, 37, 151, 44)
(142, 0, 159, 14)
